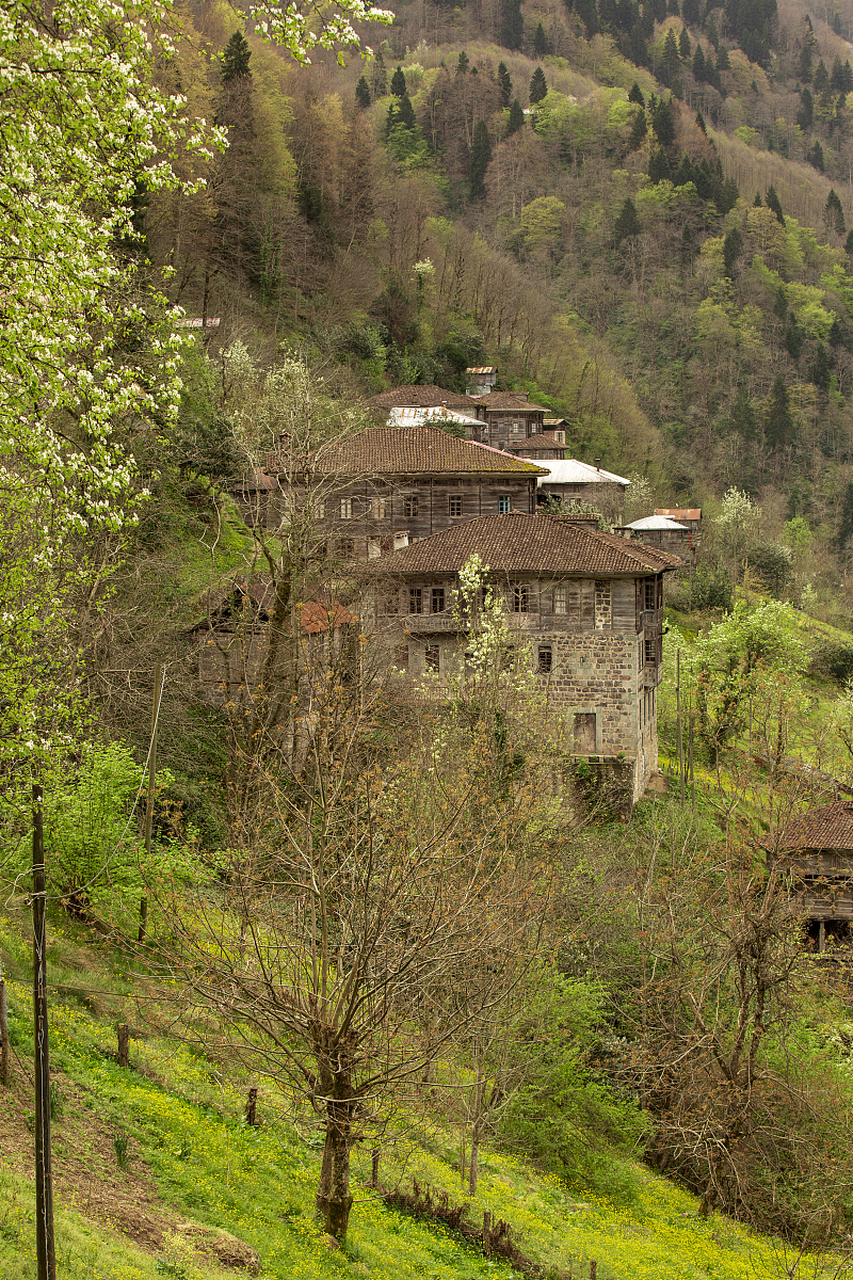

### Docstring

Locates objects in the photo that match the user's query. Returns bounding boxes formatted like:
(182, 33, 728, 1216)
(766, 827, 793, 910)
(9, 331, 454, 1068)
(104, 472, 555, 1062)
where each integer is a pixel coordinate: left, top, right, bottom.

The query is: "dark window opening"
(449, 495, 463, 517)
(512, 584, 529, 613)
(409, 588, 423, 615)
(425, 644, 440, 671)
(404, 496, 419, 518)
(431, 587, 445, 613)
(538, 644, 553, 673)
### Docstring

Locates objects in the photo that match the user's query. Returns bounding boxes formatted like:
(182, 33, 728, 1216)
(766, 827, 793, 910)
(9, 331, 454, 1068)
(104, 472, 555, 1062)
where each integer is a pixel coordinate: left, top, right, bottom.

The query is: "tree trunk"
(315, 1098, 355, 1241)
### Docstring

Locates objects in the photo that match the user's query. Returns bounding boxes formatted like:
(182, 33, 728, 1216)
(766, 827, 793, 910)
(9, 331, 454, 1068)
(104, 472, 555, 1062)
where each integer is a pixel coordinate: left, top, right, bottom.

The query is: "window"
(644, 577, 657, 612)
(315, 500, 326, 519)
(537, 644, 553, 673)
(449, 495, 463, 517)
(511, 419, 523, 435)
(372, 496, 388, 519)
(553, 584, 567, 614)
(425, 644, 440, 672)
(498, 495, 511, 514)
(512, 584, 529, 613)
(404, 496, 419, 519)
(644, 632, 659, 664)
(431, 587, 445, 614)
(337, 538, 355, 558)
(340, 497, 353, 519)
(574, 712, 597, 753)
(409, 588, 423, 615)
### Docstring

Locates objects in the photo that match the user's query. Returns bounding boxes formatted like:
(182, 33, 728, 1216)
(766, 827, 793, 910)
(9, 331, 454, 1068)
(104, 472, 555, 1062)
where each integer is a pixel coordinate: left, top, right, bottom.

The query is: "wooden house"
(370, 512, 682, 805)
(621, 515, 693, 560)
(262, 426, 546, 558)
(765, 801, 853, 951)
(536, 460, 631, 523)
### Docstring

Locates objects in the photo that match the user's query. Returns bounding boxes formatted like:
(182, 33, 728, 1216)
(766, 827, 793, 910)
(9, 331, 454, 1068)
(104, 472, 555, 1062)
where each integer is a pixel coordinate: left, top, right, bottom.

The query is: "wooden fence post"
(590, 1261, 597, 1280)
(483, 1210, 491, 1257)
(116, 1024, 130, 1068)
(244, 1086, 258, 1126)
(0, 971, 10, 1087)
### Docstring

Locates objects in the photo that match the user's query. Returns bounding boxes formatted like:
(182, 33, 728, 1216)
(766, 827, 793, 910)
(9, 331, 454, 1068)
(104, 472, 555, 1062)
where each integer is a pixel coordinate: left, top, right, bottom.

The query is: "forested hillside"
(133, 0, 853, 624)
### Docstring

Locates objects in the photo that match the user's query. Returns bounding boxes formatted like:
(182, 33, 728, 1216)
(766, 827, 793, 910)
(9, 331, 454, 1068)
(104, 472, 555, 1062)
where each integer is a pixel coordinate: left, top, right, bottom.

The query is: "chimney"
(394, 530, 410, 550)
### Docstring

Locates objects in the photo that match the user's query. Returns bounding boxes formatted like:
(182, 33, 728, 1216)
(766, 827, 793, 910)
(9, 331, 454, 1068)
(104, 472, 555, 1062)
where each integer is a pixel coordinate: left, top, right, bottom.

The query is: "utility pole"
(32, 781, 55, 1280)
(138, 662, 163, 944)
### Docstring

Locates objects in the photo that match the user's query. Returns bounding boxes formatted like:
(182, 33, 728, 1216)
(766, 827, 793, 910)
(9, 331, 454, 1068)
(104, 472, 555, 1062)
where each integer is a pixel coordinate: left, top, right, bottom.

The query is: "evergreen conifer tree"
(679, 26, 691, 58)
(355, 75, 371, 108)
(692, 44, 706, 80)
(766, 184, 785, 224)
(222, 31, 252, 83)
(614, 196, 641, 244)
(390, 65, 407, 96)
(649, 147, 672, 182)
(371, 51, 388, 98)
(506, 98, 525, 135)
(723, 225, 743, 277)
(456, 50, 470, 74)
(825, 188, 846, 235)
(500, 0, 525, 49)
(529, 66, 548, 103)
(765, 374, 795, 451)
(498, 62, 513, 106)
(534, 22, 549, 55)
(628, 81, 645, 105)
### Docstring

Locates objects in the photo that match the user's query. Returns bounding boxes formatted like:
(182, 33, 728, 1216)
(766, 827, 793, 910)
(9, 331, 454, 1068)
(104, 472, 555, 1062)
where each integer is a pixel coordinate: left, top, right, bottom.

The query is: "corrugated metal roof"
(267, 427, 547, 477)
(626, 515, 688, 530)
(388, 406, 483, 429)
(373, 513, 683, 575)
(536, 460, 631, 487)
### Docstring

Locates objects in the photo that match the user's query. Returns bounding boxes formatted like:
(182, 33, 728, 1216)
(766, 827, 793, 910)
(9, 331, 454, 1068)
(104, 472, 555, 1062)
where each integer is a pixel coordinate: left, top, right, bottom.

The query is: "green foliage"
(667, 563, 734, 612)
(808, 637, 853, 684)
(1, 742, 204, 927)
(497, 969, 648, 1201)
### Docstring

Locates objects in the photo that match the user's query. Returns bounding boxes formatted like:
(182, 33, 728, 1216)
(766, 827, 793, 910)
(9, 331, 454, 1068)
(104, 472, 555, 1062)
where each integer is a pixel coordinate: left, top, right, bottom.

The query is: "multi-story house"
(262, 426, 546, 556)
(370, 511, 681, 804)
(764, 800, 853, 952)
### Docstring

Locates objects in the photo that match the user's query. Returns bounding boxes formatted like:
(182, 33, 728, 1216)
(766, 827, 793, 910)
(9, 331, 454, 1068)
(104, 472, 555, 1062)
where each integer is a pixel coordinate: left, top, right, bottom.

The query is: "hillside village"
(14, 0, 853, 1274)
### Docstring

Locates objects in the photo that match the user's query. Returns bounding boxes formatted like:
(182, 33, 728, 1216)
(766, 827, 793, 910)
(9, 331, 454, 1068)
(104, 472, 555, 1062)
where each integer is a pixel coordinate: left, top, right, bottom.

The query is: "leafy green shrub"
(808, 637, 853, 684)
(2, 742, 207, 928)
(667, 563, 733, 612)
(496, 971, 648, 1202)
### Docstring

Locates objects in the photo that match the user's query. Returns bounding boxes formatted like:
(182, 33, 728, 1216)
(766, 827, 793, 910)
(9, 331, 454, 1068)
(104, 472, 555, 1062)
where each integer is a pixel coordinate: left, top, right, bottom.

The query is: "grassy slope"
(0, 908, 824, 1280)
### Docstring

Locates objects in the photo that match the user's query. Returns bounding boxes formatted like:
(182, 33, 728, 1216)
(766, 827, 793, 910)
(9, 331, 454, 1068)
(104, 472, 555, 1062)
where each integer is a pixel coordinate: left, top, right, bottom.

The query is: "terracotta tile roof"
(193, 578, 355, 632)
(367, 384, 478, 410)
(269, 427, 547, 477)
(375, 513, 683, 575)
(765, 801, 853, 851)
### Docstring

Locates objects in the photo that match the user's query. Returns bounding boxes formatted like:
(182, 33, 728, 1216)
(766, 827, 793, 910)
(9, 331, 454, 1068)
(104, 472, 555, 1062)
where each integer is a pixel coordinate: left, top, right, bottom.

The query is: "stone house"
(192, 578, 357, 705)
(262, 426, 546, 557)
(370, 512, 682, 804)
(765, 801, 853, 951)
